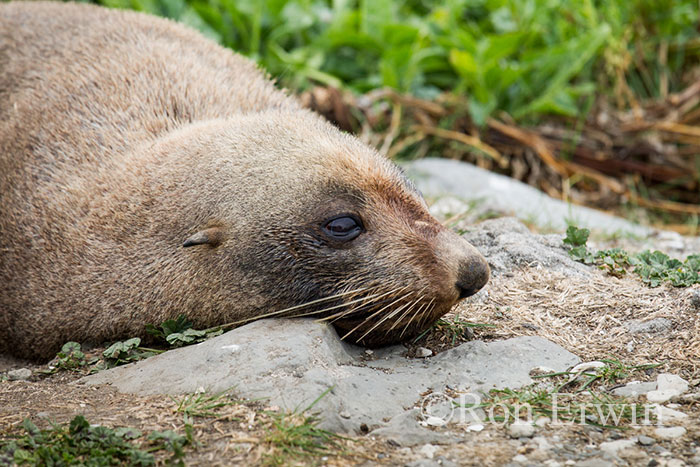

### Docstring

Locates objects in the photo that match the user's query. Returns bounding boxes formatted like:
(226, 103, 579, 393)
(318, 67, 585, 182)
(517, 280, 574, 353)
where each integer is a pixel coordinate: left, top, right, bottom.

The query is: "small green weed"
(564, 226, 700, 287)
(462, 359, 659, 428)
(46, 342, 91, 373)
(0, 416, 177, 466)
(102, 337, 161, 367)
(562, 358, 661, 393)
(415, 316, 494, 346)
(174, 390, 242, 419)
(480, 387, 650, 428)
(632, 250, 700, 287)
(146, 314, 223, 348)
(147, 430, 188, 466)
(263, 389, 347, 466)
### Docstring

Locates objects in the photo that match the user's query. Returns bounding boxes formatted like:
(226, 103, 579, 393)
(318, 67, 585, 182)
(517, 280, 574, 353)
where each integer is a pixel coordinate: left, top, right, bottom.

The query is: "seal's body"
(0, 2, 489, 360)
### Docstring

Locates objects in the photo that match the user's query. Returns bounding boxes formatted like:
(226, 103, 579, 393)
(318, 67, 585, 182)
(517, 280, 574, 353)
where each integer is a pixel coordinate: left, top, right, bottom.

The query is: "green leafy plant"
(83, 0, 700, 124)
(102, 338, 159, 366)
(563, 225, 595, 263)
(0, 416, 157, 466)
(632, 251, 700, 287)
(146, 314, 223, 348)
(52, 342, 88, 371)
(147, 430, 188, 465)
(564, 226, 700, 287)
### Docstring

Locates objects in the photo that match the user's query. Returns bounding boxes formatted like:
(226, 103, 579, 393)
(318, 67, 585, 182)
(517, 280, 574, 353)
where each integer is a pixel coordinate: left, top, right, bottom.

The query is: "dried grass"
(456, 268, 700, 380)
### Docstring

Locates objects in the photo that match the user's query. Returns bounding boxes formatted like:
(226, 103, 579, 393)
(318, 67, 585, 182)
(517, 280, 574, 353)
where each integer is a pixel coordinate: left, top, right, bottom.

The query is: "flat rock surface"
(79, 319, 580, 434)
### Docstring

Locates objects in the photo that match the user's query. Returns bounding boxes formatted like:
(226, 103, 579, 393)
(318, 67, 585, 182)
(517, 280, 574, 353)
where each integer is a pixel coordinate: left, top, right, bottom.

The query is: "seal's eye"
(323, 215, 363, 242)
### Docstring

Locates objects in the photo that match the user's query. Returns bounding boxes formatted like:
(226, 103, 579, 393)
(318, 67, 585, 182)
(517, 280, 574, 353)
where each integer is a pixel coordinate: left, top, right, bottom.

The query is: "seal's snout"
(436, 230, 490, 302)
(456, 253, 490, 300)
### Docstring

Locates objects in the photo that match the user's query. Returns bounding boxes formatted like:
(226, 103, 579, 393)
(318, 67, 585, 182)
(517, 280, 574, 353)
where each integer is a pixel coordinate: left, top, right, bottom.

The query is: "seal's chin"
(330, 303, 450, 348)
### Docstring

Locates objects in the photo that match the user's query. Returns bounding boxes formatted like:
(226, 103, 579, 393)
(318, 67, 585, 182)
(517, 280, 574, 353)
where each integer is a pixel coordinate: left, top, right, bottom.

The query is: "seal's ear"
(183, 227, 224, 248)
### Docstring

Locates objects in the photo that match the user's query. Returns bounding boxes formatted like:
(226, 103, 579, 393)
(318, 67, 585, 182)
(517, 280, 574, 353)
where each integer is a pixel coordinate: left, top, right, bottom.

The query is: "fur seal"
(0, 2, 489, 361)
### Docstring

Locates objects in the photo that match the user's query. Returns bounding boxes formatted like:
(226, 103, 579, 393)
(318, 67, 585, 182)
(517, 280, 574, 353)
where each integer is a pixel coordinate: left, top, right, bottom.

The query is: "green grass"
(462, 359, 661, 428)
(262, 388, 348, 465)
(174, 391, 241, 419)
(79, 0, 699, 125)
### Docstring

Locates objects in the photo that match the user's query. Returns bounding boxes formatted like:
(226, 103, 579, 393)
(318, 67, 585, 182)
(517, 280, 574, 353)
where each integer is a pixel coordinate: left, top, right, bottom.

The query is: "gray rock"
(599, 439, 635, 456)
(624, 318, 672, 334)
(647, 373, 689, 403)
(405, 458, 457, 467)
(654, 426, 686, 440)
(690, 289, 700, 309)
(405, 158, 652, 237)
(637, 435, 655, 446)
(657, 374, 689, 394)
(370, 410, 459, 447)
(433, 457, 458, 467)
(7, 368, 32, 381)
(574, 458, 614, 467)
(507, 420, 535, 439)
(79, 319, 579, 433)
(460, 217, 591, 276)
(611, 381, 657, 397)
(653, 404, 688, 423)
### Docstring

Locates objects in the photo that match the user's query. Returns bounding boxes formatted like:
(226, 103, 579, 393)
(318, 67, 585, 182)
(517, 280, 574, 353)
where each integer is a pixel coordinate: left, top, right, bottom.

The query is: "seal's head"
(169, 109, 489, 346)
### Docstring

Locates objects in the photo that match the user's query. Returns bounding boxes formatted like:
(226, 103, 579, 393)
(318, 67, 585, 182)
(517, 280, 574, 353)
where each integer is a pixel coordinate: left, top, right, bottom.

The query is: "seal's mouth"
(314, 289, 450, 348)
(331, 308, 443, 348)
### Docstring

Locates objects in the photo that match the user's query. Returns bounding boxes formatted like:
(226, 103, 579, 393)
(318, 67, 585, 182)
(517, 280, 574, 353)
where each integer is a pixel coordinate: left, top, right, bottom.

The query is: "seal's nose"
(456, 252, 490, 300)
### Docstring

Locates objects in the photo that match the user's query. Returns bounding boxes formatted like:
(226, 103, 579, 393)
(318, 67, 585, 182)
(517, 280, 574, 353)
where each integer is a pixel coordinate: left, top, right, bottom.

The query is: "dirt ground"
(1, 268, 699, 466)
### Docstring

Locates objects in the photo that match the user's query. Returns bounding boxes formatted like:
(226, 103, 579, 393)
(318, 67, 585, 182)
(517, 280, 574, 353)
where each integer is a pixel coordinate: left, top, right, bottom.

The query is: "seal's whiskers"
(340, 288, 414, 341)
(356, 297, 418, 342)
(400, 298, 435, 338)
(388, 292, 426, 332)
(218, 286, 376, 329)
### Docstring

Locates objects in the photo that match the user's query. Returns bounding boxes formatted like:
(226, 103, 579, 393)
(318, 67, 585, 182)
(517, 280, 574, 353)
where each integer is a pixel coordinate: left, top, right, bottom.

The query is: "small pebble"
(543, 461, 562, 467)
(647, 390, 679, 403)
(508, 420, 535, 438)
(419, 443, 438, 459)
(654, 426, 686, 440)
(612, 381, 657, 398)
(466, 423, 484, 432)
(653, 405, 688, 422)
(657, 374, 689, 394)
(7, 368, 32, 381)
(532, 436, 553, 451)
(573, 458, 614, 467)
(417, 347, 433, 358)
(425, 416, 446, 427)
(535, 416, 551, 427)
(571, 361, 607, 373)
(664, 459, 685, 467)
(637, 435, 655, 446)
(624, 318, 672, 334)
(689, 289, 700, 308)
(600, 439, 636, 456)
(512, 454, 529, 463)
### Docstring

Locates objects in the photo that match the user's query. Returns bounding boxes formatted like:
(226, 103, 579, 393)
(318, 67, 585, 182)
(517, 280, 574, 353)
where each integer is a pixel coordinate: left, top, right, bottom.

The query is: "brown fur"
(0, 1, 489, 361)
